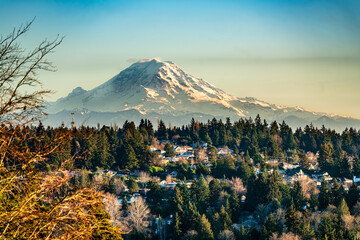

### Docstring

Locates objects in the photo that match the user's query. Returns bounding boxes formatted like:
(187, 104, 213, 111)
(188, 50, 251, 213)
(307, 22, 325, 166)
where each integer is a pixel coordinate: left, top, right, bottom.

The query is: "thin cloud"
(127, 58, 138, 63)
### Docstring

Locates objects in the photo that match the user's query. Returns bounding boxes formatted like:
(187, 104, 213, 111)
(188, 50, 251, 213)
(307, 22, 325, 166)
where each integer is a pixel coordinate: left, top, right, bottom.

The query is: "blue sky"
(1, 0, 360, 117)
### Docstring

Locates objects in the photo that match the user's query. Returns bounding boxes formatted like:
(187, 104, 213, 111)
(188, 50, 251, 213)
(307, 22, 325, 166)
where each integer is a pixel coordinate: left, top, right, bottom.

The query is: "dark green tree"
(291, 181, 305, 211)
(190, 175, 210, 213)
(317, 216, 336, 240)
(209, 179, 222, 207)
(331, 179, 344, 207)
(164, 142, 175, 157)
(346, 183, 360, 212)
(319, 143, 334, 172)
(318, 178, 331, 210)
(266, 170, 282, 203)
(127, 178, 139, 193)
(285, 203, 300, 233)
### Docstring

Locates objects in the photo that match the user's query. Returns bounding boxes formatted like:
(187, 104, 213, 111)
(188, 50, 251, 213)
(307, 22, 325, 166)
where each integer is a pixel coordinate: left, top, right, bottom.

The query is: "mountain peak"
(45, 58, 360, 131)
(126, 58, 172, 77)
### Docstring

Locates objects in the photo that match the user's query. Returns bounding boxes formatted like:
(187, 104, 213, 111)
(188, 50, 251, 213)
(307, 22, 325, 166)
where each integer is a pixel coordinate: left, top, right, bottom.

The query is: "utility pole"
(71, 112, 75, 129)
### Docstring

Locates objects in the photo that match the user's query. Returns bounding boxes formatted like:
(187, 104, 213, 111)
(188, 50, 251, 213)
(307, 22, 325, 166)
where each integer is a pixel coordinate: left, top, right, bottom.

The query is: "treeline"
(14, 115, 360, 176)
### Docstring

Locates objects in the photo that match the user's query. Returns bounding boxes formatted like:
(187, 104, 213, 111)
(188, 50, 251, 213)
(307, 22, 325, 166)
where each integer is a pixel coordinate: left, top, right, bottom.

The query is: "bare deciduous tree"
(92, 173, 105, 186)
(230, 177, 246, 195)
(181, 230, 198, 240)
(111, 177, 126, 195)
(152, 176, 161, 183)
(195, 147, 206, 162)
(166, 174, 172, 183)
(103, 192, 122, 225)
(218, 230, 235, 240)
(299, 175, 319, 199)
(138, 171, 151, 183)
(270, 232, 301, 240)
(0, 20, 122, 239)
(0, 19, 62, 125)
(125, 196, 150, 233)
(206, 175, 214, 184)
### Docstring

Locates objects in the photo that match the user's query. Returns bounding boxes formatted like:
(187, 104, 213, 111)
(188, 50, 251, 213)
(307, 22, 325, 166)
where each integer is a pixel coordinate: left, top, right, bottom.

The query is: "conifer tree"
(291, 181, 305, 211)
(299, 150, 310, 169)
(182, 201, 201, 233)
(319, 143, 334, 172)
(266, 170, 282, 203)
(337, 198, 350, 216)
(346, 183, 360, 212)
(209, 179, 222, 207)
(339, 156, 352, 179)
(192, 175, 210, 213)
(173, 212, 182, 240)
(128, 178, 139, 193)
(317, 216, 336, 240)
(245, 174, 260, 211)
(353, 156, 360, 177)
(318, 178, 331, 210)
(219, 205, 232, 231)
(164, 142, 176, 157)
(229, 193, 241, 222)
(157, 120, 167, 140)
(197, 214, 214, 240)
(264, 214, 280, 236)
(237, 160, 252, 183)
(285, 203, 300, 233)
(331, 179, 344, 207)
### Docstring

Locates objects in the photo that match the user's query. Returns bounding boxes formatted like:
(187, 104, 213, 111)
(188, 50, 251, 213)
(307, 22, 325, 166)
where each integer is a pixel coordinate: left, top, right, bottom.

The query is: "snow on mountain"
(45, 58, 360, 131)
(47, 58, 244, 117)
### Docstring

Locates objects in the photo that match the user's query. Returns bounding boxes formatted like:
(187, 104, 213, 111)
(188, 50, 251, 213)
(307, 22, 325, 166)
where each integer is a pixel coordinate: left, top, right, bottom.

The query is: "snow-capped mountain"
(45, 58, 360, 131)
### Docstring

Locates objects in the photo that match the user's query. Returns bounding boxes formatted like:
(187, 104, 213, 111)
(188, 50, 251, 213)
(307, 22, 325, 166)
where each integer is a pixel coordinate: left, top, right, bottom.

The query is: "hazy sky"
(1, 0, 360, 118)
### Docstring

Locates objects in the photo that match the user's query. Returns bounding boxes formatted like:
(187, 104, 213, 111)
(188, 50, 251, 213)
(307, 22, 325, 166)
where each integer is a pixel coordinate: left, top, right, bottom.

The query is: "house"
(185, 180, 193, 188)
(217, 147, 233, 156)
(160, 182, 178, 188)
(202, 156, 209, 163)
(153, 149, 166, 156)
(178, 151, 194, 159)
(292, 169, 307, 182)
(174, 145, 193, 155)
(266, 159, 279, 165)
(308, 163, 317, 170)
(282, 175, 293, 184)
(322, 172, 333, 182)
(169, 171, 178, 178)
(159, 140, 172, 145)
(282, 162, 299, 170)
(354, 176, 360, 183)
(342, 178, 353, 191)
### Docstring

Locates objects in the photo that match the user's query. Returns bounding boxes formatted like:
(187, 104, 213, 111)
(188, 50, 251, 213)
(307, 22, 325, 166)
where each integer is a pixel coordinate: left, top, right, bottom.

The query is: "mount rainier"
(45, 58, 360, 131)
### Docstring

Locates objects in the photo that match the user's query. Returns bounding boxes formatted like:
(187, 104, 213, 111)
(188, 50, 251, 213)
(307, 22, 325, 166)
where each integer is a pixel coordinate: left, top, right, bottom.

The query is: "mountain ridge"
(45, 58, 360, 131)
